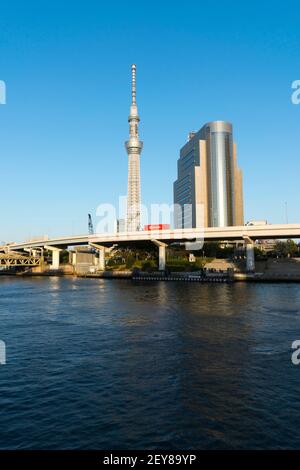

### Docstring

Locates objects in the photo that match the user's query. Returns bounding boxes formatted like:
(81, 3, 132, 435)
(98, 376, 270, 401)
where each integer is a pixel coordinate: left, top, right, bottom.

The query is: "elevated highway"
(2, 224, 300, 251)
(1, 224, 299, 272)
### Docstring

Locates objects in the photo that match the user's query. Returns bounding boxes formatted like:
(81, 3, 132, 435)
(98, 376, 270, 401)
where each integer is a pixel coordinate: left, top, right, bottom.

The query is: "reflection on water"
(0, 277, 300, 449)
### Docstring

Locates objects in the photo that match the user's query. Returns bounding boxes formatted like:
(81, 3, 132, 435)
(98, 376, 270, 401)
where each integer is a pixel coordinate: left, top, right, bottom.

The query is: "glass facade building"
(174, 121, 244, 228)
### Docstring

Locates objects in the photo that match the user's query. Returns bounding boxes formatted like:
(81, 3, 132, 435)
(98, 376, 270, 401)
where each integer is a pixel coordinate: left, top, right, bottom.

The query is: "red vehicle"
(144, 224, 170, 231)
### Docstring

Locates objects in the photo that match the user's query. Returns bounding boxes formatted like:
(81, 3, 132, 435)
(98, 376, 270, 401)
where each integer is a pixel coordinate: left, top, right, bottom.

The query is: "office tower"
(125, 64, 143, 232)
(174, 121, 244, 228)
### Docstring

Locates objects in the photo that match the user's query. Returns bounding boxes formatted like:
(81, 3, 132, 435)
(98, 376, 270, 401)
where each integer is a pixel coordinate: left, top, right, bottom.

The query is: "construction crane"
(88, 214, 94, 235)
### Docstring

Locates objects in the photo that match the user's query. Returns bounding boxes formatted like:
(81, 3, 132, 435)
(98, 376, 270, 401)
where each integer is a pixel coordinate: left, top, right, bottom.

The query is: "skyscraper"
(174, 121, 244, 228)
(125, 64, 143, 232)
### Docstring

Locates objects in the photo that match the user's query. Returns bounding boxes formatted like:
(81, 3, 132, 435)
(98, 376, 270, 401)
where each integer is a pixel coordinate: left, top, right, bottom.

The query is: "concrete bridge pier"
(98, 248, 105, 271)
(89, 243, 106, 271)
(243, 237, 255, 272)
(45, 246, 62, 270)
(152, 240, 168, 271)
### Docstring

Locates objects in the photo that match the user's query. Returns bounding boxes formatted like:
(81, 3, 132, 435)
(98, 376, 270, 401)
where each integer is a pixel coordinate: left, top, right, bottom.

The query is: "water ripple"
(0, 278, 300, 449)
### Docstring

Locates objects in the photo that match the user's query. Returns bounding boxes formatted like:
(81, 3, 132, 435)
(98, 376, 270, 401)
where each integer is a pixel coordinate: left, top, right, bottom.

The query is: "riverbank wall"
(1, 258, 300, 282)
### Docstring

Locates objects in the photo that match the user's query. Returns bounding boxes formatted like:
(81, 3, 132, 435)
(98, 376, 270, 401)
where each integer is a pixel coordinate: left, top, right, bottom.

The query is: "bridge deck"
(1, 224, 300, 252)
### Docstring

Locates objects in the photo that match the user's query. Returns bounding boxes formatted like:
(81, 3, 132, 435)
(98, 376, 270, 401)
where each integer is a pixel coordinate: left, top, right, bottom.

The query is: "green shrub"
(141, 260, 157, 272)
(126, 255, 135, 268)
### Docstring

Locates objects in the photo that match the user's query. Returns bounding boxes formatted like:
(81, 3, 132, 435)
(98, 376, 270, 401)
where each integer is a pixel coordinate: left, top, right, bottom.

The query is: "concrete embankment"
(241, 258, 300, 282)
(234, 273, 300, 282)
(2, 257, 300, 283)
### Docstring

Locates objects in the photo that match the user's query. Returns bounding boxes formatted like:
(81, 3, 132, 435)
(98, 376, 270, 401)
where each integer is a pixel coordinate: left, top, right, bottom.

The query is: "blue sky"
(0, 0, 299, 241)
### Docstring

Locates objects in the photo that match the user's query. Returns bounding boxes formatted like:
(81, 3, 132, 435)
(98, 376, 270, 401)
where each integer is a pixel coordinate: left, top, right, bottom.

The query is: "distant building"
(246, 220, 267, 226)
(174, 121, 244, 228)
(117, 219, 126, 233)
(70, 247, 97, 275)
(255, 239, 277, 252)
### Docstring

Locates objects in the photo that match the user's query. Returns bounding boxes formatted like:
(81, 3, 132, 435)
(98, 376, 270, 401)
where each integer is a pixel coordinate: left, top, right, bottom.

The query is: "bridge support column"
(45, 246, 62, 270)
(89, 243, 106, 271)
(243, 237, 255, 273)
(98, 247, 105, 271)
(152, 240, 167, 271)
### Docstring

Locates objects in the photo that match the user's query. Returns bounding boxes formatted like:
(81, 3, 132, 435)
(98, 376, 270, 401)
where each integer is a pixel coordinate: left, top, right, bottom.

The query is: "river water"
(0, 276, 299, 449)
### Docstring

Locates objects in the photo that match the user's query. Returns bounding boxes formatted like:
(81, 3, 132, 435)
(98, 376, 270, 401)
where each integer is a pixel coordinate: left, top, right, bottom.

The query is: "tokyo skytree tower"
(125, 64, 143, 232)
